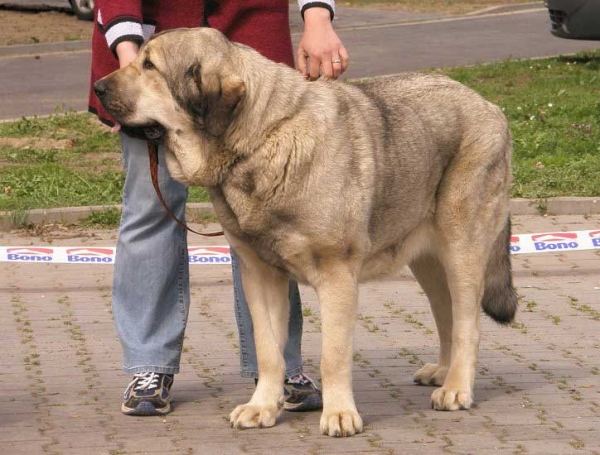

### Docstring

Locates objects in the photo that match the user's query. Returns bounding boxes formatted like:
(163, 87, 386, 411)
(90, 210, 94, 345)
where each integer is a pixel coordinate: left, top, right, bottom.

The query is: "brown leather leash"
(148, 140, 224, 237)
(143, 1, 223, 237)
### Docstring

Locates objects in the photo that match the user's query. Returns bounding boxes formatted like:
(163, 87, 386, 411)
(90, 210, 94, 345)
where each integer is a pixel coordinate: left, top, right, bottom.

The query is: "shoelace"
(286, 373, 314, 387)
(128, 372, 161, 392)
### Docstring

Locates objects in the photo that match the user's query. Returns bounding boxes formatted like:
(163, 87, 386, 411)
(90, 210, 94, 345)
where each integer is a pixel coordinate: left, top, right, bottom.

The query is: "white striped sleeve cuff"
(98, 10, 145, 56)
(105, 21, 144, 53)
(298, 0, 336, 20)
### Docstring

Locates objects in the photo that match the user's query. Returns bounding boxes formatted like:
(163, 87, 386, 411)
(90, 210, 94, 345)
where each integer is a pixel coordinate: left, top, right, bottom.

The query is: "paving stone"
(1, 214, 599, 453)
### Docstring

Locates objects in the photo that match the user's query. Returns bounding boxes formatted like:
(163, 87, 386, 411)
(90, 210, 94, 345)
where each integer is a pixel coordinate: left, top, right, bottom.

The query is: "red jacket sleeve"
(96, 0, 144, 56)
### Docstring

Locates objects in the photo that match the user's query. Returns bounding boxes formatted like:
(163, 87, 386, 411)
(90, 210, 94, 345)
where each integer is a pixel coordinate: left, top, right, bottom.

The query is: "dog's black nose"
(94, 80, 108, 98)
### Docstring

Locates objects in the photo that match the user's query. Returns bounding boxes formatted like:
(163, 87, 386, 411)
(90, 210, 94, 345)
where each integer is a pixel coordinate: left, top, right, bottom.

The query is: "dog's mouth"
(119, 123, 166, 141)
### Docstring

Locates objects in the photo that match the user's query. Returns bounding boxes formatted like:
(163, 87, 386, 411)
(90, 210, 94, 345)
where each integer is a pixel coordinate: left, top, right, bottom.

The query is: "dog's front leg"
(315, 265, 363, 437)
(228, 246, 289, 429)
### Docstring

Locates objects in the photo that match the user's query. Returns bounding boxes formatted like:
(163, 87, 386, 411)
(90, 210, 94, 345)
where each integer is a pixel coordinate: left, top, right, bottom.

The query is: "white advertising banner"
(1, 230, 599, 264)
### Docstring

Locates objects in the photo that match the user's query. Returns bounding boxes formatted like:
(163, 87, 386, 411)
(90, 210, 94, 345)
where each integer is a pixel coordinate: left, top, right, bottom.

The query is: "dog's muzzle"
(94, 79, 166, 141)
(93, 80, 108, 99)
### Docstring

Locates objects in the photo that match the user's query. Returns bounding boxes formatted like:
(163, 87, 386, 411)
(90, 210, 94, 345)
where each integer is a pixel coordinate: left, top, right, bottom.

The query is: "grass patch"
(0, 146, 60, 164)
(0, 111, 211, 212)
(0, 163, 124, 211)
(0, 110, 120, 153)
(440, 51, 600, 198)
(2, 50, 600, 214)
(82, 208, 122, 228)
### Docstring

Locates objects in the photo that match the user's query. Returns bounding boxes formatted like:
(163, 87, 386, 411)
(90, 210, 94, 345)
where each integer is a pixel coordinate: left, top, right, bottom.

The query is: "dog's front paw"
(229, 403, 282, 429)
(430, 386, 473, 411)
(320, 408, 363, 437)
(413, 363, 448, 386)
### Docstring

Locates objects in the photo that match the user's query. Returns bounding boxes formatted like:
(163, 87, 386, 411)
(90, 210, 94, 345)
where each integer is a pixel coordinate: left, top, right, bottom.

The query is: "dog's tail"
(481, 217, 518, 324)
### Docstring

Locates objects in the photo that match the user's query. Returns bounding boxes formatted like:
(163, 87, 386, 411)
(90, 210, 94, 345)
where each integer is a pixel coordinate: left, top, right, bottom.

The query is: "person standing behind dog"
(88, 0, 349, 416)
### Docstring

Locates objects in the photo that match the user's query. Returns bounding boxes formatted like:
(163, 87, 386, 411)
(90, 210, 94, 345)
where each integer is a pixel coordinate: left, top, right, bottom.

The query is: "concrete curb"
(0, 203, 215, 230)
(510, 197, 600, 216)
(0, 40, 90, 57)
(1, 198, 598, 230)
(464, 1, 543, 16)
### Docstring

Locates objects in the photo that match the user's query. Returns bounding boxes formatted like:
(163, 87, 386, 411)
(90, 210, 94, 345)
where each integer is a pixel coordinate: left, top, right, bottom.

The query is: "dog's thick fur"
(96, 27, 518, 437)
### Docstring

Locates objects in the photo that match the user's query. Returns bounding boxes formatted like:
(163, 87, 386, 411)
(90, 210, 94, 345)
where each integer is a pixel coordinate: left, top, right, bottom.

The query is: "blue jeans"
(112, 134, 304, 377)
(231, 249, 303, 378)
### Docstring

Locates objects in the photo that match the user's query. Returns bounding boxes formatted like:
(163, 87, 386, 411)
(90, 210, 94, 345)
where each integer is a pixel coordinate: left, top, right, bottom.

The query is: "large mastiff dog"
(96, 28, 517, 437)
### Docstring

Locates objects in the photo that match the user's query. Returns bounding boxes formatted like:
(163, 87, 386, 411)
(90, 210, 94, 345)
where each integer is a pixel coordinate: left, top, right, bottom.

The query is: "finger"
(332, 58, 342, 80)
(321, 58, 334, 80)
(309, 55, 321, 81)
(111, 123, 121, 133)
(297, 48, 309, 78)
(339, 45, 350, 74)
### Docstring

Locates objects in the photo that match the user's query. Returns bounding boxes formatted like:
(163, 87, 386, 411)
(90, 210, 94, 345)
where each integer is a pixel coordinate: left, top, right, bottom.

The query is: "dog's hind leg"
(228, 245, 289, 429)
(430, 240, 486, 411)
(314, 262, 363, 437)
(428, 120, 511, 411)
(409, 254, 452, 387)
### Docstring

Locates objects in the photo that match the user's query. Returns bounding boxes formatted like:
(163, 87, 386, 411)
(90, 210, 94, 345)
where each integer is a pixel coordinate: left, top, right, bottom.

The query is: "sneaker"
(121, 372, 174, 416)
(283, 373, 322, 412)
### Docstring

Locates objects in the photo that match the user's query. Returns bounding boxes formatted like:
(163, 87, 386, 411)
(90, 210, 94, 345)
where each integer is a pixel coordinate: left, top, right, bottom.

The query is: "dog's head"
(96, 27, 246, 135)
(95, 28, 248, 185)
(95, 27, 309, 187)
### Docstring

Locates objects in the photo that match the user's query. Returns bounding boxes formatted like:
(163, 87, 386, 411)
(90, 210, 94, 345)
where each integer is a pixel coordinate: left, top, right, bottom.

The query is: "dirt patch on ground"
(81, 151, 121, 161)
(0, 136, 73, 149)
(74, 151, 122, 172)
(10, 222, 116, 241)
(0, 10, 92, 46)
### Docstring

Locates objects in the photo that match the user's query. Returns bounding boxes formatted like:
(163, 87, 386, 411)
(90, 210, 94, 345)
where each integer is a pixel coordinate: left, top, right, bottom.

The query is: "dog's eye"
(143, 59, 155, 70)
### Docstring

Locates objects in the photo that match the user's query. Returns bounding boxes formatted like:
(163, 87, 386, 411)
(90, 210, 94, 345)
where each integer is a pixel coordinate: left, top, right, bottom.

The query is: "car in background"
(69, 0, 94, 21)
(545, 0, 600, 40)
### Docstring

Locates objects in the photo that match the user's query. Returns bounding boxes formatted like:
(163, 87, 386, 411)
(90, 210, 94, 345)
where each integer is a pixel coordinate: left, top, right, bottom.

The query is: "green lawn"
(0, 112, 209, 213)
(440, 51, 600, 198)
(1, 50, 599, 217)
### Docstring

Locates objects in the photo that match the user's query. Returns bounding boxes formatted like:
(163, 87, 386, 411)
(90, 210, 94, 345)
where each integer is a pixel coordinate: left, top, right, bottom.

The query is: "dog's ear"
(193, 65, 246, 137)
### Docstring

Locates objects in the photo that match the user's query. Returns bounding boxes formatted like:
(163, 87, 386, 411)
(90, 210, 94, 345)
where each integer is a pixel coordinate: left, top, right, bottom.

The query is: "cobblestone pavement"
(0, 214, 599, 454)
